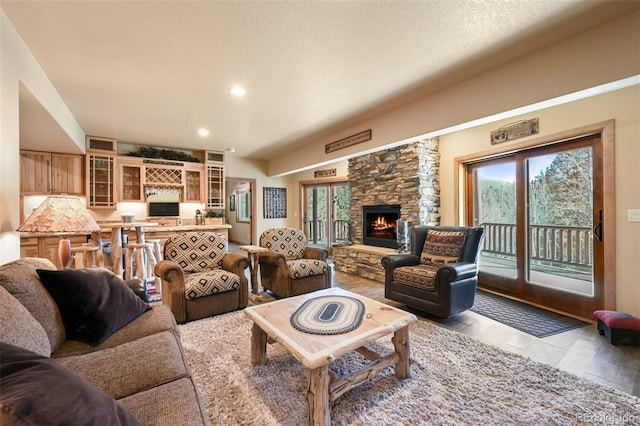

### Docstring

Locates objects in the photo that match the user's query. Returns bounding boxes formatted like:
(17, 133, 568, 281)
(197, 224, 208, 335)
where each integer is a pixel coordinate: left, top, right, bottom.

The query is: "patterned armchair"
(258, 228, 331, 298)
(154, 232, 249, 323)
(381, 226, 484, 318)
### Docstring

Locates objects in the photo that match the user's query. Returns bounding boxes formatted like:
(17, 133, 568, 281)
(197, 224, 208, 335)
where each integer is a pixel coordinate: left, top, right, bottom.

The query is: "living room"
(1, 2, 640, 424)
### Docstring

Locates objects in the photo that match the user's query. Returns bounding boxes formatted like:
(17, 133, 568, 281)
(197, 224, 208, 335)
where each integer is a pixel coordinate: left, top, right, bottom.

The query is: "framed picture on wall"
(263, 187, 286, 219)
(229, 195, 235, 211)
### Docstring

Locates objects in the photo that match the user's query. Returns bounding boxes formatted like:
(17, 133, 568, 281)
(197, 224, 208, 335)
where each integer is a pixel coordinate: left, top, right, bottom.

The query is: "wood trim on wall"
(453, 120, 616, 310)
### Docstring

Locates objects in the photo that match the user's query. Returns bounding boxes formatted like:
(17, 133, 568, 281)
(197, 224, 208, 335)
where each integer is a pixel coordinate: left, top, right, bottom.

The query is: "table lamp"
(17, 195, 101, 268)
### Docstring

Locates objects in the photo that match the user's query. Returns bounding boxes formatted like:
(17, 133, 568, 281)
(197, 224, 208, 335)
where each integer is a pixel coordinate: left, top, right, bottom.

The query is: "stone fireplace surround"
(333, 137, 440, 281)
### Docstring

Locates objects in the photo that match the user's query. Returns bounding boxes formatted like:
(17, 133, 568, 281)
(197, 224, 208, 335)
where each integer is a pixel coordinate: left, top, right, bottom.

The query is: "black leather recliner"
(381, 225, 484, 318)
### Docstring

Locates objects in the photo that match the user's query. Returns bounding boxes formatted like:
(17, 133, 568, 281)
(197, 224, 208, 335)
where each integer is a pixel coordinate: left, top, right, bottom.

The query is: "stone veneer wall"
(333, 137, 440, 281)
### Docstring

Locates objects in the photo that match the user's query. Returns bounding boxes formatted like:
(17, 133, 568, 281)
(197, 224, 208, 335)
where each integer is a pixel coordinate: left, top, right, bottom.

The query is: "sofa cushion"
(286, 259, 328, 279)
(36, 268, 151, 345)
(0, 342, 143, 426)
(52, 304, 178, 358)
(118, 377, 211, 426)
(57, 330, 189, 400)
(0, 257, 65, 352)
(420, 230, 467, 267)
(0, 285, 51, 357)
(393, 264, 438, 291)
(184, 270, 241, 300)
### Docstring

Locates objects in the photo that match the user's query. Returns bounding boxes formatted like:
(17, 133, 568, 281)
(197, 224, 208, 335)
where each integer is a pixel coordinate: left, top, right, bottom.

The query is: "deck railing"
(306, 219, 350, 243)
(480, 222, 593, 269)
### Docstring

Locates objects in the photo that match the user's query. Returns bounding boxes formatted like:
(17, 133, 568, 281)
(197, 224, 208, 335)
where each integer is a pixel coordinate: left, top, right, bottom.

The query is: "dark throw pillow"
(0, 342, 143, 425)
(36, 268, 151, 345)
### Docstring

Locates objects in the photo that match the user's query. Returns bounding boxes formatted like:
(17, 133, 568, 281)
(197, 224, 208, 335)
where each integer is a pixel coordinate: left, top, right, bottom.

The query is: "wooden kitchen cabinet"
(184, 164, 204, 202)
(20, 235, 89, 269)
(118, 156, 206, 203)
(86, 136, 117, 209)
(206, 163, 225, 208)
(119, 160, 144, 202)
(19, 237, 40, 258)
(20, 151, 84, 195)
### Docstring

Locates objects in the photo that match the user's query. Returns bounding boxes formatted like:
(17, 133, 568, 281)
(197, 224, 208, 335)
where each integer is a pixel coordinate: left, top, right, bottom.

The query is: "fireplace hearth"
(362, 205, 401, 249)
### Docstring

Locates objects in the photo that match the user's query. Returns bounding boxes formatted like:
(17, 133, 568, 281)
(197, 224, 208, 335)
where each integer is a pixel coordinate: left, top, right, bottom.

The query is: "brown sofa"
(0, 257, 211, 425)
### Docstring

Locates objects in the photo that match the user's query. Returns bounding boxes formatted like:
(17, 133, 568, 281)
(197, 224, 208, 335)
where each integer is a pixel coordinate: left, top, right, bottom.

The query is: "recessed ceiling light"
(226, 148, 236, 153)
(230, 86, 246, 97)
(198, 128, 210, 137)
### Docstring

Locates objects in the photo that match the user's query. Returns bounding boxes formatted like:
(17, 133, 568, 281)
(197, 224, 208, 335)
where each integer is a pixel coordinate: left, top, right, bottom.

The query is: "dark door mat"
(471, 291, 589, 338)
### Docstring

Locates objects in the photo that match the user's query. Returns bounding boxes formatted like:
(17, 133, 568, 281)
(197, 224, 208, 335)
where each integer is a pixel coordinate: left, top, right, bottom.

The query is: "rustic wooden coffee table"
(244, 287, 417, 425)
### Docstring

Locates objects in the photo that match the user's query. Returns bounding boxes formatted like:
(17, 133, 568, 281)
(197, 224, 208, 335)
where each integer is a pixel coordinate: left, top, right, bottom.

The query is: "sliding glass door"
(303, 182, 349, 251)
(467, 135, 604, 318)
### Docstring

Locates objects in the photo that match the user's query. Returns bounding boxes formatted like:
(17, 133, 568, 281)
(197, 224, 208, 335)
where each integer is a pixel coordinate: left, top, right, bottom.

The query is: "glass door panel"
(471, 160, 517, 280)
(331, 184, 350, 245)
(467, 135, 603, 318)
(303, 181, 350, 251)
(526, 148, 594, 296)
(305, 186, 328, 246)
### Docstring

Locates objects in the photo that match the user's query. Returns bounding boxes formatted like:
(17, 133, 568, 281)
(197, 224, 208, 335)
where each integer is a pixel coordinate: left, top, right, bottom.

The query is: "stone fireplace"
(332, 137, 440, 281)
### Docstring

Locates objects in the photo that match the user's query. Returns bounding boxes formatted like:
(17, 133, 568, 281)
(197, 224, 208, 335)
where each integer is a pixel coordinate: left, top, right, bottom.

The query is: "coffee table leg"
(393, 326, 411, 379)
(251, 323, 267, 365)
(306, 365, 330, 426)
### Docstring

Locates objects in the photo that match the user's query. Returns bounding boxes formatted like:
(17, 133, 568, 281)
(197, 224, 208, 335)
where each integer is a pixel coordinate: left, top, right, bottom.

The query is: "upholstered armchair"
(258, 227, 331, 298)
(381, 225, 484, 318)
(154, 232, 249, 323)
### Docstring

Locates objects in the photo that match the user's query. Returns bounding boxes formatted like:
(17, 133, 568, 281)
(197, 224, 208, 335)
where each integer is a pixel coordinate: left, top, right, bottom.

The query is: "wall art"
(263, 187, 287, 219)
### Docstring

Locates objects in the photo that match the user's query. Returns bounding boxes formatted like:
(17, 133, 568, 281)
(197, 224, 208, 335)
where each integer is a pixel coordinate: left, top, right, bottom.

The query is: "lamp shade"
(18, 196, 101, 234)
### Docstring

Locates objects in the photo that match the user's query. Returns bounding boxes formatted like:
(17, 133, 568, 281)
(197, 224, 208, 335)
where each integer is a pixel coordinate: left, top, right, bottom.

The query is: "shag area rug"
(179, 311, 639, 425)
(471, 291, 589, 338)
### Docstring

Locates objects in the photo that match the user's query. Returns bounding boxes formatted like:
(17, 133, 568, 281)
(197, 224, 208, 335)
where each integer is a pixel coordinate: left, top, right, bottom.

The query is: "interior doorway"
(225, 177, 257, 245)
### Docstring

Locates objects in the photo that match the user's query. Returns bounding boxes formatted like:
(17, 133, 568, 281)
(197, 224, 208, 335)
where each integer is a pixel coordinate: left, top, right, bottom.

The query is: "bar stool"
(147, 239, 163, 262)
(70, 245, 99, 269)
(124, 242, 155, 281)
(144, 239, 163, 296)
(91, 231, 111, 268)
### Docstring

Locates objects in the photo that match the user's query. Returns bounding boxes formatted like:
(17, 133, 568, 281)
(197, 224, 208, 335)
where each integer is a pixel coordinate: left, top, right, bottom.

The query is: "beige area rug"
(179, 311, 640, 425)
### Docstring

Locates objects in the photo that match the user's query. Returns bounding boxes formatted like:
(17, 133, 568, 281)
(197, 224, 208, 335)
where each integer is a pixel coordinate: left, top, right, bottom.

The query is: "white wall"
(439, 85, 640, 316)
(0, 10, 85, 265)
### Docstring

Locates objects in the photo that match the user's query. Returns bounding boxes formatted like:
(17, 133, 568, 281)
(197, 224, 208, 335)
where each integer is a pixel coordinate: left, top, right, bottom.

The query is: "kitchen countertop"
(21, 224, 231, 238)
(142, 224, 231, 232)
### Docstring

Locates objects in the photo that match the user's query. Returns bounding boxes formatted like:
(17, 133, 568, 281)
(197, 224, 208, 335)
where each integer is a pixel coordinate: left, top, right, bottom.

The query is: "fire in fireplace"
(362, 205, 401, 248)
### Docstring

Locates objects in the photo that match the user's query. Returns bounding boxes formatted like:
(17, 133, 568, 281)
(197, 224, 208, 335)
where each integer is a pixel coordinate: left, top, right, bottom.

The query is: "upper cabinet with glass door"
(184, 163, 204, 202)
(205, 151, 225, 208)
(85, 136, 117, 209)
(118, 158, 144, 202)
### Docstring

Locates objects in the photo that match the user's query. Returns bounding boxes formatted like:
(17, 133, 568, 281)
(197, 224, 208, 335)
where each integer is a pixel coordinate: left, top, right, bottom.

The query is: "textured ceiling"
(2, 1, 638, 160)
